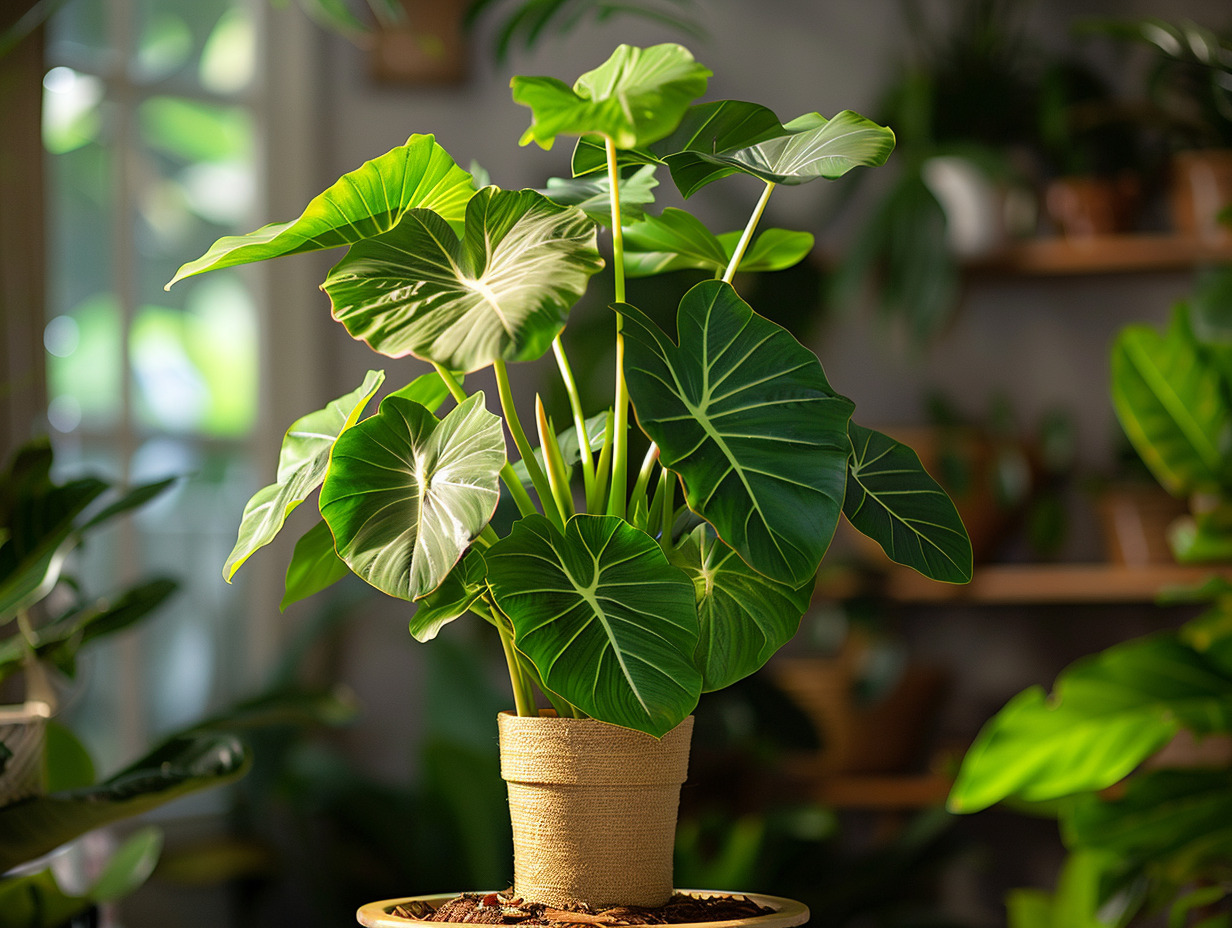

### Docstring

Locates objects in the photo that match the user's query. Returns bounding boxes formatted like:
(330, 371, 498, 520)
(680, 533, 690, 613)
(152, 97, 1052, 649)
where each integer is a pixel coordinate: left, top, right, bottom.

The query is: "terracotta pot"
(1170, 149, 1232, 241)
(356, 891, 810, 928)
(498, 711, 694, 909)
(0, 700, 51, 805)
(1096, 484, 1186, 565)
(1045, 175, 1140, 238)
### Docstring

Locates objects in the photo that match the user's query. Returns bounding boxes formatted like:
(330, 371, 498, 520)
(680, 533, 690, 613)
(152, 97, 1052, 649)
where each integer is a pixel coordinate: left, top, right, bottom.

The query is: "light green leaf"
(323, 187, 603, 373)
(541, 165, 658, 226)
(90, 826, 163, 903)
(512, 43, 711, 150)
(409, 549, 487, 643)
(223, 370, 385, 581)
(280, 519, 349, 612)
(485, 514, 701, 736)
(716, 228, 814, 274)
(948, 635, 1232, 814)
(319, 393, 505, 602)
(668, 523, 813, 691)
(843, 422, 972, 583)
(1111, 307, 1230, 497)
(624, 209, 814, 278)
(44, 721, 95, 793)
(166, 135, 475, 287)
(620, 279, 854, 586)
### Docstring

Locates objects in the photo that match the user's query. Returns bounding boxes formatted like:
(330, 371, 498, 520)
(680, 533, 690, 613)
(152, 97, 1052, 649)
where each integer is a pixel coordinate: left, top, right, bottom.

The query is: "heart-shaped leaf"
(319, 393, 505, 602)
(1111, 307, 1231, 496)
(621, 279, 854, 586)
(409, 549, 487, 642)
(623, 208, 814, 278)
(485, 514, 701, 736)
(512, 43, 711, 150)
(668, 523, 814, 691)
(323, 187, 603, 373)
(843, 422, 972, 583)
(223, 370, 385, 582)
(541, 165, 658, 227)
(167, 134, 475, 287)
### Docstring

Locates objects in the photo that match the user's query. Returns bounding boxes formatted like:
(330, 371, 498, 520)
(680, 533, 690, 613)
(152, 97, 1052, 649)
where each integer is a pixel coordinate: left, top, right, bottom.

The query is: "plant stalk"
(590, 410, 615, 514)
(660, 470, 676, 552)
(536, 396, 575, 519)
(552, 336, 596, 505)
(494, 359, 565, 530)
(605, 135, 630, 518)
(722, 181, 776, 285)
(492, 609, 537, 717)
(628, 442, 659, 524)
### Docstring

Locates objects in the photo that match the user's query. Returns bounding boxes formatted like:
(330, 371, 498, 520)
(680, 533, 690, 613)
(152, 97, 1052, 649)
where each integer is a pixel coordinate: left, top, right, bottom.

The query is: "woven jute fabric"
(498, 712, 694, 909)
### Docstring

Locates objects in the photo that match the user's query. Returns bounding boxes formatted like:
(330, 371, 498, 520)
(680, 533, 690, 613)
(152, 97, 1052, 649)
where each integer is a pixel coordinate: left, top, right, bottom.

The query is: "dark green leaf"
(191, 686, 359, 731)
(79, 477, 177, 531)
(621, 279, 854, 586)
(486, 514, 701, 736)
(280, 519, 349, 611)
(323, 187, 602, 373)
(320, 393, 505, 601)
(43, 721, 95, 793)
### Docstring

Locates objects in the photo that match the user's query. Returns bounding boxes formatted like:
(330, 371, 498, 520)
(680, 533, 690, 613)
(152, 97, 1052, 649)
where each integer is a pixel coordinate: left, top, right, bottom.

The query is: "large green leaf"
(166, 134, 475, 287)
(571, 100, 894, 198)
(623, 208, 813, 278)
(948, 635, 1232, 814)
(1111, 308, 1231, 497)
(0, 733, 248, 873)
(512, 43, 711, 150)
(843, 422, 972, 582)
(223, 370, 385, 582)
(541, 165, 658, 226)
(409, 549, 487, 643)
(322, 187, 602, 372)
(620, 279, 854, 586)
(485, 514, 701, 736)
(319, 393, 505, 602)
(668, 523, 813, 691)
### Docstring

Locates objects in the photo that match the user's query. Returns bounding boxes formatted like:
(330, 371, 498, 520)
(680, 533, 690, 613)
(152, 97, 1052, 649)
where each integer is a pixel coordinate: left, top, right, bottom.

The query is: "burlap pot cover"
(498, 711, 694, 909)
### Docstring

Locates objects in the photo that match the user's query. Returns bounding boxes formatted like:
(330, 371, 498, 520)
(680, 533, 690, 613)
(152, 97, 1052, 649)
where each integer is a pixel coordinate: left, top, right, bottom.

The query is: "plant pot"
(1044, 175, 1140, 238)
(1095, 484, 1186, 565)
(356, 891, 810, 928)
(498, 711, 694, 909)
(0, 700, 51, 805)
(1170, 149, 1232, 241)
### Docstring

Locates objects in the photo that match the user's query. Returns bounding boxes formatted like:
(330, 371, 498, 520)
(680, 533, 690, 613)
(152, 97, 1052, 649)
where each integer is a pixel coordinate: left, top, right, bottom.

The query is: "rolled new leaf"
(512, 43, 711, 150)
(223, 370, 385, 581)
(843, 422, 972, 583)
(621, 279, 854, 586)
(320, 393, 505, 602)
(668, 523, 814, 691)
(166, 134, 475, 287)
(323, 187, 603, 373)
(485, 514, 701, 736)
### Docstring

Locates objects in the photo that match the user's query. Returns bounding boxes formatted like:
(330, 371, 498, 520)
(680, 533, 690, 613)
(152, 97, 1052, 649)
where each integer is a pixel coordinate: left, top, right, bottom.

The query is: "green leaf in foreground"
(320, 393, 505, 602)
(843, 422, 972, 582)
(668, 523, 814, 691)
(623, 208, 814, 278)
(486, 514, 701, 736)
(167, 134, 475, 287)
(948, 635, 1232, 813)
(512, 43, 711, 150)
(323, 187, 602, 372)
(223, 370, 385, 582)
(409, 549, 487, 643)
(621, 279, 854, 586)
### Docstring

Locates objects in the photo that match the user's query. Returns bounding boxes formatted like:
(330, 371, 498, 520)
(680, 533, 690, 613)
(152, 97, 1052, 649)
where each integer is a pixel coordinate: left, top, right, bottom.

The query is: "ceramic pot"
(1044, 175, 1140, 238)
(1170, 149, 1232, 241)
(0, 700, 52, 805)
(498, 710, 693, 909)
(356, 891, 810, 928)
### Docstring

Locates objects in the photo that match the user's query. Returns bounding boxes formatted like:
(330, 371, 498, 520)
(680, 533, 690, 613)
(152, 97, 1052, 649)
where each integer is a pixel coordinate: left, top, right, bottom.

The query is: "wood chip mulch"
(391, 891, 775, 925)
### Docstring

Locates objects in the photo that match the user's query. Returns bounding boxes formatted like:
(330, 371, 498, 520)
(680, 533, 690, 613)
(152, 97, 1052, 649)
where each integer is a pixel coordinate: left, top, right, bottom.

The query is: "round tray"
(356, 890, 810, 928)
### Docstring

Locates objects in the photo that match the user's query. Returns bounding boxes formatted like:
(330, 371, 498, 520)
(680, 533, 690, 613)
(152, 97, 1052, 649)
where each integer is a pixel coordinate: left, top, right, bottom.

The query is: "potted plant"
(168, 43, 973, 923)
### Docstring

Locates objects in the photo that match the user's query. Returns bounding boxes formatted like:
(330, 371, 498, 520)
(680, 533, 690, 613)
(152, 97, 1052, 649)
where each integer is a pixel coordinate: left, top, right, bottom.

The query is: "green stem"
(660, 470, 676, 552)
(722, 181, 776, 285)
(495, 359, 565, 530)
(590, 410, 615, 514)
(434, 362, 538, 519)
(491, 607, 536, 717)
(536, 396, 575, 520)
(552, 336, 595, 507)
(628, 443, 658, 526)
(605, 136, 630, 519)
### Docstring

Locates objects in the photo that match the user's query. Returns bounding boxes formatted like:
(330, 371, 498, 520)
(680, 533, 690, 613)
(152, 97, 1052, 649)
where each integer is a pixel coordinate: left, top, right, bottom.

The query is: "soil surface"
(392, 891, 775, 925)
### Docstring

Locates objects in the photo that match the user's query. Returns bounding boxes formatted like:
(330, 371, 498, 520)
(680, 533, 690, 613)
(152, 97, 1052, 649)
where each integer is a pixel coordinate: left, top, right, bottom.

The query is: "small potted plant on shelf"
(168, 43, 973, 925)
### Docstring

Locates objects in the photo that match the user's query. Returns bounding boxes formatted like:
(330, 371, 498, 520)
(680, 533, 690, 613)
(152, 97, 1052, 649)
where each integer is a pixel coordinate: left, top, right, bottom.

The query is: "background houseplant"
(169, 42, 973, 911)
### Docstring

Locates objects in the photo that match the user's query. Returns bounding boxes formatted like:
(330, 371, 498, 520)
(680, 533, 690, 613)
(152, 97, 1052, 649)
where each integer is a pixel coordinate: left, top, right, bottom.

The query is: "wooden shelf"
(883, 563, 1231, 605)
(968, 234, 1232, 275)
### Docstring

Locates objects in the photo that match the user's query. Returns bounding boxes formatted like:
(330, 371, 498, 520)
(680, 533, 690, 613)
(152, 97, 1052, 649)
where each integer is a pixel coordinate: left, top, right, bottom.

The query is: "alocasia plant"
(169, 43, 972, 738)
